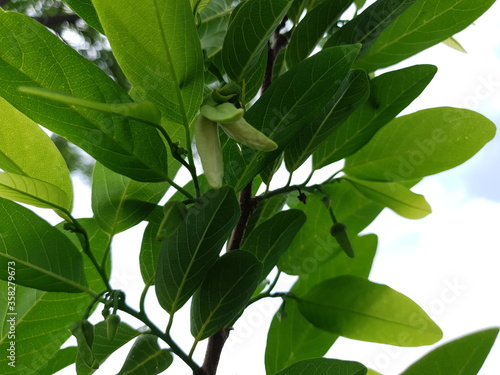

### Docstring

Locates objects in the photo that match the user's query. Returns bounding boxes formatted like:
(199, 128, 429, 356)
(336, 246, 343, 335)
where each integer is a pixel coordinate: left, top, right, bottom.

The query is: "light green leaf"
(313, 64, 437, 169)
(155, 187, 240, 313)
(344, 177, 431, 219)
(92, 0, 204, 127)
(191, 0, 212, 15)
(442, 37, 467, 53)
(36, 347, 78, 375)
(198, 0, 236, 58)
(62, 0, 104, 33)
(344, 107, 496, 181)
(297, 275, 443, 346)
(191, 251, 262, 340)
(241, 209, 306, 279)
(401, 327, 499, 375)
(275, 358, 367, 375)
(0, 199, 89, 293)
(0, 10, 169, 182)
(117, 334, 173, 375)
(356, 0, 495, 71)
(91, 163, 169, 235)
(367, 370, 382, 375)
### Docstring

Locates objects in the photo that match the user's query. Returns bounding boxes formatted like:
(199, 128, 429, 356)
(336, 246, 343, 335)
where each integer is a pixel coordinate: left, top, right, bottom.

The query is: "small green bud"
(330, 223, 354, 258)
(106, 314, 121, 341)
(70, 320, 96, 367)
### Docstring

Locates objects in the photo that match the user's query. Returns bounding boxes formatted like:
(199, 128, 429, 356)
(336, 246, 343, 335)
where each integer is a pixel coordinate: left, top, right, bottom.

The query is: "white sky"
(53, 1, 500, 374)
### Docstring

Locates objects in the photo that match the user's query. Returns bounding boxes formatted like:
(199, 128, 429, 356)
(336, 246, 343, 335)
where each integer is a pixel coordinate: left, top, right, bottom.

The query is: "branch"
(34, 14, 81, 31)
(0, 0, 10, 7)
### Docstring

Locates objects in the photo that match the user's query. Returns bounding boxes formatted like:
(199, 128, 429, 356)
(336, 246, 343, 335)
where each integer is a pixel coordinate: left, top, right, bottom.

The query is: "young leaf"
(61, 0, 104, 33)
(401, 327, 499, 375)
(241, 209, 306, 279)
(344, 177, 432, 219)
(222, 0, 292, 98)
(297, 275, 443, 346)
(275, 358, 367, 375)
(0, 98, 73, 207)
(117, 335, 173, 375)
(0, 199, 89, 293)
(91, 163, 169, 235)
(344, 107, 496, 182)
(92, 0, 204, 127)
(0, 10, 169, 182)
(191, 251, 262, 340)
(313, 64, 437, 169)
(285, 0, 352, 68)
(155, 187, 240, 313)
(356, 0, 496, 71)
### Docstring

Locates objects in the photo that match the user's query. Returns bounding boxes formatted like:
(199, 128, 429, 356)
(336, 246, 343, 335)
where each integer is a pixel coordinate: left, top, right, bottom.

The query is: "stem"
(166, 176, 194, 199)
(227, 182, 257, 251)
(139, 277, 154, 315)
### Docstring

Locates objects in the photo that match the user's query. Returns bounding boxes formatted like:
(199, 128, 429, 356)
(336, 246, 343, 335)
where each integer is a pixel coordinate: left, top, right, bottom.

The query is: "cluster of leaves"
(0, 0, 498, 374)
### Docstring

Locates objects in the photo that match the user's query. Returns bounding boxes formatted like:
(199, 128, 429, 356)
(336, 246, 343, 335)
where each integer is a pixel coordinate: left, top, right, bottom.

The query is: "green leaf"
(285, 0, 352, 68)
(284, 69, 370, 172)
(0, 219, 107, 374)
(266, 235, 377, 374)
(0, 10, 169, 182)
(191, 0, 212, 15)
(76, 320, 140, 375)
(0, 199, 89, 293)
(62, 0, 104, 33)
(92, 0, 204, 127)
(324, 0, 416, 56)
(155, 187, 240, 313)
(401, 327, 499, 375)
(139, 208, 165, 285)
(91, 163, 169, 235)
(343, 177, 432, 219)
(199, 0, 237, 58)
(297, 275, 443, 346)
(222, 0, 292, 99)
(191, 251, 262, 340)
(313, 64, 437, 169)
(275, 358, 367, 375)
(356, 0, 496, 71)
(246, 194, 288, 234)
(367, 370, 382, 375)
(224, 45, 361, 191)
(117, 334, 173, 375)
(0, 97, 73, 207)
(241, 210, 306, 280)
(344, 107, 496, 182)
(36, 347, 78, 375)
(442, 37, 467, 53)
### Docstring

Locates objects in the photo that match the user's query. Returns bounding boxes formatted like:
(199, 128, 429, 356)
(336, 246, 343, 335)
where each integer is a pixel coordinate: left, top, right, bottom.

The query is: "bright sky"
(54, 1, 500, 374)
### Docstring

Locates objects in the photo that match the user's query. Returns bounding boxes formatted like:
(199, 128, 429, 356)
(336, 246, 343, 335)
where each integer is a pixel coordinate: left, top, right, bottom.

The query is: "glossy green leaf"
(191, 251, 262, 340)
(156, 187, 240, 313)
(275, 358, 367, 375)
(36, 347, 78, 375)
(297, 275, 443, 346)
(313, 64, 437, 169)
(222, 0, 292, 98)
(266, 235, 377, 374)
(284, 69, 370, 172)
(198, 0, 235, 58)
(0, 199, 89, 293)
(344, 177, 431, 219)
(92, 0, 204, 127)
(401, 327, 499, 375)
(246, 194, 288, 234)
(0, 10, 169, 182)
(356, 0, 496, 71)
(0, 219, 107, 374)
(241, 210, 306, 279)
(285, 0, 352, 68)
(0, 97, 73, 207)
(117, 334, 173, 375)
(344, 108, 496, 182)
(324, 0, 416, 56)
(224, 45, 361, 191)
(92, 163, 169, 235)
(62, 0, 104, 33)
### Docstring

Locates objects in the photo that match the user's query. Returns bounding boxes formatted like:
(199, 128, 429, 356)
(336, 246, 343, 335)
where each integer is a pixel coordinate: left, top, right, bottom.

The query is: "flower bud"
(330, 223, 354, 258)
(195, 114, 224, 188)
(201, 103, 244, 123)
(220, 118, 278, 151)
(106, 314, 121, 341)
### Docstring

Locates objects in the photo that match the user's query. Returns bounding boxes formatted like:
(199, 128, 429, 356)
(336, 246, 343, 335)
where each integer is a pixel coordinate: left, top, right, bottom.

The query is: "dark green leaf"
(62, 0, 104, 33)
(36, 347, 78, 375)
(313, 64, 437, 168)
(91, 163, 169, 235)
(155, 187, 240, 313)
(0, 199, 88, 293)
(297, 275, 443, 346)
(199, 0, 238, 58)
(0, 10, 169, 182)
(344, 108, 496, 181)
(285, 0, 352, 68)
(191, 251, 262, 340)
(246, 194, 288, 236)
(275, 358, 367, 375)
(401, 327, 499, 375)
(284, 69, 370, 172)
(117, 334, 173, 375)
(324, 0, 416, 56)
(356, 0, 496, 71)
